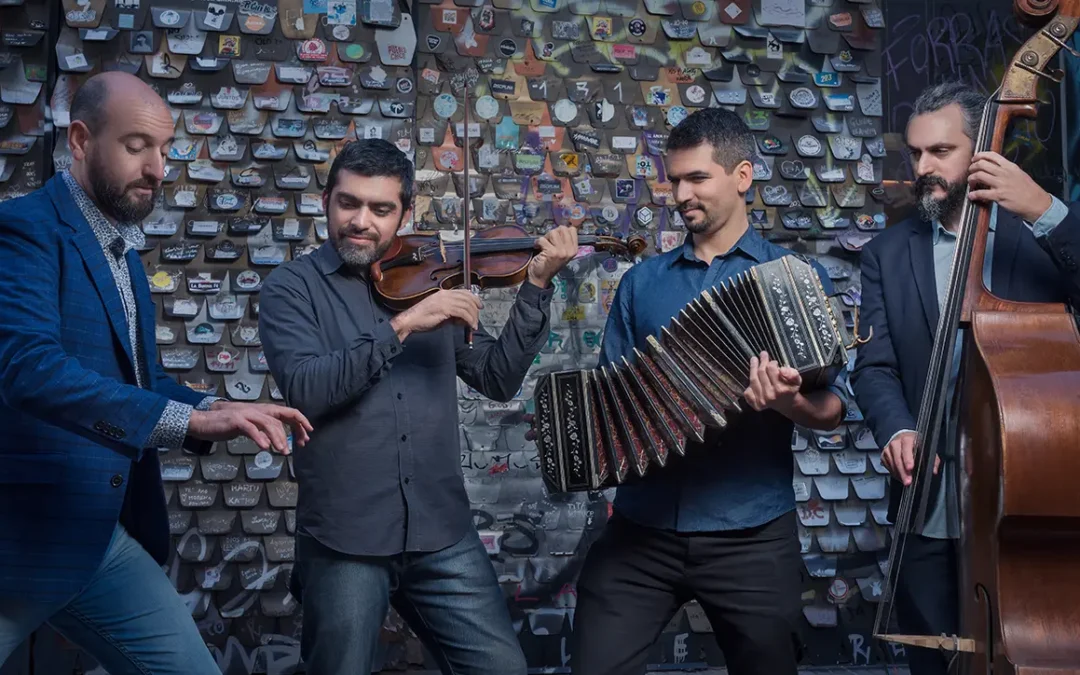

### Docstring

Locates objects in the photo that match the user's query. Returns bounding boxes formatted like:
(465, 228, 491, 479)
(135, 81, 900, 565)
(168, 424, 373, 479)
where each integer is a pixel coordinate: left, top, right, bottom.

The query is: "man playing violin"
(569, 107, 850, 675)
(258, 138, 580, 674)
(851, 81, 1080, 675)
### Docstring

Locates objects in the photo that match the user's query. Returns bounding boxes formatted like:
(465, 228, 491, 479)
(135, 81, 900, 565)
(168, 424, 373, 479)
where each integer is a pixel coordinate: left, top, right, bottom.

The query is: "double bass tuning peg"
(1040, 66, 1066, 83)
(1016, 59, 1065, 84)
(1040, 23, 1080, 57)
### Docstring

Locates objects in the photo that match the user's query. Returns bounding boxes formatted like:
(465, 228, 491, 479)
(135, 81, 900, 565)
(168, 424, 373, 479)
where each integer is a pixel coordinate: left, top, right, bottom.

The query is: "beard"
(333, 229, 393, 270)
(914, 174, 967, 225)
(87, 151, 160, 223)
(678, 202, 714, 234)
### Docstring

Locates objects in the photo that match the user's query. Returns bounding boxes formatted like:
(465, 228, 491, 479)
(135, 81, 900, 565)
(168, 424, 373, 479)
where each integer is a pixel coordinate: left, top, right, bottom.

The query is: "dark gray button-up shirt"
(259, 241, 554, 556)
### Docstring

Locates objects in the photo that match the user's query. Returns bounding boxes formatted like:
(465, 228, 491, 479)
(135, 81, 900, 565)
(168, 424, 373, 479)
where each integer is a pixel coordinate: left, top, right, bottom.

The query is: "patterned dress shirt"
(61, 171, 217, 450)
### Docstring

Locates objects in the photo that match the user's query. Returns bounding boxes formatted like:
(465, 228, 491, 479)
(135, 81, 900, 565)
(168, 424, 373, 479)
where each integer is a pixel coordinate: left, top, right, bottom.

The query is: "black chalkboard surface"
(882, 0, 1065, 202)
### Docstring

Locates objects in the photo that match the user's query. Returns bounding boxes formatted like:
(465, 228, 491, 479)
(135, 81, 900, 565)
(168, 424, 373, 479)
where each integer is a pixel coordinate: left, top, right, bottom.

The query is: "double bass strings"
(873, 91, 999, 641)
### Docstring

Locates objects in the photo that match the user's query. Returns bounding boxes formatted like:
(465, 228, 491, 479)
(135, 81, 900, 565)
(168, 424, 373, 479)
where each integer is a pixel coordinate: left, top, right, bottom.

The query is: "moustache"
(915, 175, 949, 194)
(128, 181, 159, 192)
(677, 202, 705, 213)
(342, 230, 378, 242)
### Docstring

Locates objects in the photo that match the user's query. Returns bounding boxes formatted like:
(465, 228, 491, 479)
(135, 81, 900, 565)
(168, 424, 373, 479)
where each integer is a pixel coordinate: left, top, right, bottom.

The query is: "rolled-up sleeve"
(825, 367, 851, 421)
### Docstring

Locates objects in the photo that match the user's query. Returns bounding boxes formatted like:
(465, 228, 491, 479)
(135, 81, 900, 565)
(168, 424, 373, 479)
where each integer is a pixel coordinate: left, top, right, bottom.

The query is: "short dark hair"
(666, 107, 756, 172)
(325, 139, 414, 209)
(911, 81, 987, 141)
(70, 77, 110, 133)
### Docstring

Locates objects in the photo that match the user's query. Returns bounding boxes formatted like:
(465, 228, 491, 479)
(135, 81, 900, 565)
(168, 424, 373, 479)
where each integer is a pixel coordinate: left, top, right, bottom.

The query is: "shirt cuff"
(517, 278, 555, 308)
(1028, 195, 1069, 239)
(886, 428, 916, 447)
(146, 399, 194, 451)
(825, 383, 849, 421)
(195, 396, 223, 411)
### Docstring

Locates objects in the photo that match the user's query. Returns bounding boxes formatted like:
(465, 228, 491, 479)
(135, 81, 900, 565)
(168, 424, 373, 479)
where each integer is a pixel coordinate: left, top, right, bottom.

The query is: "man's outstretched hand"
(189, 401, 313, 454)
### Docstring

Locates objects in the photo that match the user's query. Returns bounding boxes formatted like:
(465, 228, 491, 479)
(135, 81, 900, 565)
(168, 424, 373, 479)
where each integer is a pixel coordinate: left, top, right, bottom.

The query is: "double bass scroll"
(872, 2, 1080, 673)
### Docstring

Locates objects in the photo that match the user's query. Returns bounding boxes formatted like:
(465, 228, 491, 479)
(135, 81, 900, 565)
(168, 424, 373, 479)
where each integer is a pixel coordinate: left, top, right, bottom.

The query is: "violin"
(369, 80, 648, 320)
(369, 225, 647, 312)
(873, 1, 1080, 672)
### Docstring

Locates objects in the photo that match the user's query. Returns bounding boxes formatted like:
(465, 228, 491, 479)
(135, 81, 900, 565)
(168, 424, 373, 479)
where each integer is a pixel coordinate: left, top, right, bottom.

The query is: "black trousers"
(570, 510, 804, 675)
(892, 535, 959, 675)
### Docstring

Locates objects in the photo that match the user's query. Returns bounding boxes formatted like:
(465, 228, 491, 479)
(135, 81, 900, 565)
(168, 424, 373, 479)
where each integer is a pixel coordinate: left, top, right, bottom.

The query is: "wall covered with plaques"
(0, 1, 51, 204)
(10, 0, 896, 672)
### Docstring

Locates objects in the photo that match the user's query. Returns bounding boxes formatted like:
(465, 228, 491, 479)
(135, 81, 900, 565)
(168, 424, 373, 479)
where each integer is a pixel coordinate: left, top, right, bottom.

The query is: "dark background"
(881, 0, 1066, 224)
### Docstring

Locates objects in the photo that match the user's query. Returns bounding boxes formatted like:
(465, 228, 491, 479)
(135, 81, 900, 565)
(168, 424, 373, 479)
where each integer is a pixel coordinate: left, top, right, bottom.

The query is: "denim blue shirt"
(598, 224, 849, 532)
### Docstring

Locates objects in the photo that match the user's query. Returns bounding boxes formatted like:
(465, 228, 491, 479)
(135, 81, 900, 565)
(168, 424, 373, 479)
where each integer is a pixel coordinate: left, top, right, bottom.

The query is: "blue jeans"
(294, 528, 526, 675)
(0, 523, 219, 674)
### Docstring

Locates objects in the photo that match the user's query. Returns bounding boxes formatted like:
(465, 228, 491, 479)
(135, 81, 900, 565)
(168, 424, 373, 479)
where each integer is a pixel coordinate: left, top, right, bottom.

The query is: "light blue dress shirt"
(898, 197, 1070, 538)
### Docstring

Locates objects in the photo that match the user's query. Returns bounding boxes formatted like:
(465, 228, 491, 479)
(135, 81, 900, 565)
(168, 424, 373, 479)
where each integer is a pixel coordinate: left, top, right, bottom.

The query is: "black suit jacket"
(850, 202, 1080, 523)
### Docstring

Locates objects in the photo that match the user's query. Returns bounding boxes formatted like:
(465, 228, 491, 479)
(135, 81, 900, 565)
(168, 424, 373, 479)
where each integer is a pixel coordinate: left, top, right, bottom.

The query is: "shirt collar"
(674, 223, 768, 267)
(931, 202, 997, 245)
(931, 219, 953, 245)
(313, 240, 345, 275)
(60, 170, 146, 255)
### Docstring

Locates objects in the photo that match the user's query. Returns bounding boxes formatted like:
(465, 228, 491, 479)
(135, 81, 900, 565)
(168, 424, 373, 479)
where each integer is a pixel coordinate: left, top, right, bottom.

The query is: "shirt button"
(110, 474, 124, 488)
(378, 318, 384, 323)
(401, 434, 407, 442)
(397, 393, 403, 400)
(404, 477, 410, 484)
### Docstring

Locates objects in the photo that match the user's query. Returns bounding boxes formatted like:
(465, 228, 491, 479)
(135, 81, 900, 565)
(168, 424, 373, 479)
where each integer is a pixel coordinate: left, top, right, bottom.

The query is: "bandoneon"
(532, 254, 855, 494)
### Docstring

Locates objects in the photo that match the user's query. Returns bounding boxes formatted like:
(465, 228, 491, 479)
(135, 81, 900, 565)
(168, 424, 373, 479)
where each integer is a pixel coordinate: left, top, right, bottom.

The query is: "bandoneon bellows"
(532, 255, 855, 494)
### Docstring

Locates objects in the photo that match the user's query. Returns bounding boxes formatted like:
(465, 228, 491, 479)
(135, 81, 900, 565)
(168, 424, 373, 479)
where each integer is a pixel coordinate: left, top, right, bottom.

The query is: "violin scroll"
(587, 234, 649, 259)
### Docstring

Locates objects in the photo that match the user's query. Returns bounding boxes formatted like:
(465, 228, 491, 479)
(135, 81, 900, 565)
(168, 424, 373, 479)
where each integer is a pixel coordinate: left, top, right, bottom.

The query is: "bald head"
(70, 71, 169, 135)
(67, 71, 174, 224)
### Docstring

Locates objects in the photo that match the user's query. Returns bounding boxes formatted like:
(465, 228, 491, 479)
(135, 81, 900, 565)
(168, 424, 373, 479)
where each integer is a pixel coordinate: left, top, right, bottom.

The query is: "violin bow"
(462, 80, 473, 348)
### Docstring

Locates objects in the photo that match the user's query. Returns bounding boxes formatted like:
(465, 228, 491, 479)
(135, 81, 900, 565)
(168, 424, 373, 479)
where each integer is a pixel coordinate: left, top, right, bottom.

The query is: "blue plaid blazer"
(0, 174, 212, 602)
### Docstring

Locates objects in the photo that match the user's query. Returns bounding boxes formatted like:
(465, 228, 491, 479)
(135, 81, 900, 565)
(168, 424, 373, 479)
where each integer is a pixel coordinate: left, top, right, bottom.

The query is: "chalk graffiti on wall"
(1066, 32, 1080, 201)
(882, 2, 1063, 195)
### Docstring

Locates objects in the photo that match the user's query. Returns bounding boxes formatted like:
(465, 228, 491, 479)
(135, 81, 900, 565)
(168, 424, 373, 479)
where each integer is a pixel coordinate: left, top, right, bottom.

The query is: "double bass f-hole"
(975, 584, 994, 675)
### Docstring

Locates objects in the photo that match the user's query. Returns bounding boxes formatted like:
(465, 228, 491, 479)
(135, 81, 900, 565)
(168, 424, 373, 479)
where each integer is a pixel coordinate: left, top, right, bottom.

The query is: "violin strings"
(410, 236, 604, 260)
(873, 90, 998, 643)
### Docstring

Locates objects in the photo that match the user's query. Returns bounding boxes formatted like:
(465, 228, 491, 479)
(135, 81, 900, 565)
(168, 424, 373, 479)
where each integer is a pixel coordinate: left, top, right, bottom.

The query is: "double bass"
(873, 1, 1080, 673)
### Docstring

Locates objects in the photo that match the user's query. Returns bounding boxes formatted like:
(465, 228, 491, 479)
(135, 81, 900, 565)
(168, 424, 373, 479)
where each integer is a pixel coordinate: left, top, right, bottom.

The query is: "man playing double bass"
(851, 81, 1080, 675)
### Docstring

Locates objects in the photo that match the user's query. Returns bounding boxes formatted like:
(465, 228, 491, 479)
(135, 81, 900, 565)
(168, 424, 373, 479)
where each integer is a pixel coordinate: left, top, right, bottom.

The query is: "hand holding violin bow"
(387, 225, 581, 342)
(389, 289, 482, 342)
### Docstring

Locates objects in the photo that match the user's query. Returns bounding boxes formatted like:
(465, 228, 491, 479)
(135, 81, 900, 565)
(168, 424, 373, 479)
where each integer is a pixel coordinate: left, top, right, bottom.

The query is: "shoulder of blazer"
(0, 188, 65, 239)
(863, 213, 924, 258)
